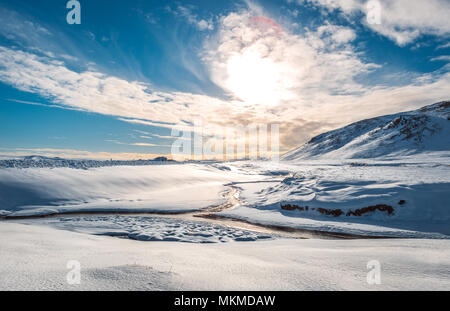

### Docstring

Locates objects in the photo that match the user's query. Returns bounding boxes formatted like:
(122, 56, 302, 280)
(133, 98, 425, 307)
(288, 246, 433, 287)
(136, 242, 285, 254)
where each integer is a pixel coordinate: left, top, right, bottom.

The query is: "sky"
(0, 0, 449, 160)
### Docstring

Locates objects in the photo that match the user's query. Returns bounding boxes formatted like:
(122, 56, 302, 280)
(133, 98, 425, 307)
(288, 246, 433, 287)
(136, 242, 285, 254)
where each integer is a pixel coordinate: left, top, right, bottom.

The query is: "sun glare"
(225, 50, 294, 107)
(223, 17, 294, 107)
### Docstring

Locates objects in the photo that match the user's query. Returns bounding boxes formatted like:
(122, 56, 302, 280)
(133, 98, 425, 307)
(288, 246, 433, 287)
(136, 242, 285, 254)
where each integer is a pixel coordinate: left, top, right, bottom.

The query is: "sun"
(223, 16, 294, 107)
(226, 50, 279, 106)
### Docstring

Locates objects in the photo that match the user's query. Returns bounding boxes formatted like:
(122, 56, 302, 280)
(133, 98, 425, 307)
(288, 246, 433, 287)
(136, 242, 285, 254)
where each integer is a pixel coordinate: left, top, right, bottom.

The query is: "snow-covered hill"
(282, 101, 450, 160)
(0, 164, 249, 217)
(0, 155, 173, 169)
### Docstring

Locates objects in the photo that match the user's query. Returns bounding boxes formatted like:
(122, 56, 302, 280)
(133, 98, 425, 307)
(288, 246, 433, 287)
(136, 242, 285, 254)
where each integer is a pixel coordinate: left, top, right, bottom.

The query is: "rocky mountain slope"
(282, 101, 450, 160)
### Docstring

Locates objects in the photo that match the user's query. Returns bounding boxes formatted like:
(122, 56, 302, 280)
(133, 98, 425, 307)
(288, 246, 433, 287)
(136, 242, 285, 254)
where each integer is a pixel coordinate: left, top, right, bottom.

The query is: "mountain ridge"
(282, 101, 450, 160)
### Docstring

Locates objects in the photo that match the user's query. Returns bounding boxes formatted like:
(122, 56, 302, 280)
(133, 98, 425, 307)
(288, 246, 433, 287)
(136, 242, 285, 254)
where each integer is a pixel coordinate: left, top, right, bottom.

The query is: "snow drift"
(0, 164, 246, 217)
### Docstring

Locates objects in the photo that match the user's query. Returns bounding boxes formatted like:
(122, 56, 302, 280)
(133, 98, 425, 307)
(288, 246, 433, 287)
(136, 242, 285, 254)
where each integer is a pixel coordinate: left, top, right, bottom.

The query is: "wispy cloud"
(436, 42, 450, 50)
(6, 98, 85, 112)
(150, 133, 179, 140)
(431, 55, 450, 62)
(133, 130, 152, 135)
(139, 135, 153, 139)
(106, 139, 169, 147)
(131, 142, 170, 147)
(169, 4, 214, 31)
(0, 6, 52, 46)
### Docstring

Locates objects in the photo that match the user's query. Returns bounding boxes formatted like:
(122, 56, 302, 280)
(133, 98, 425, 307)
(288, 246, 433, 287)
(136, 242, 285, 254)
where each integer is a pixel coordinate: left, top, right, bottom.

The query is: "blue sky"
(0, 0, 449, 159)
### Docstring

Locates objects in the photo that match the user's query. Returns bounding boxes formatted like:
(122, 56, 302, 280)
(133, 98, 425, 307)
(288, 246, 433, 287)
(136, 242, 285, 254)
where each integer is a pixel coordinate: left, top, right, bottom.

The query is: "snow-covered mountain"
(282, 101, 450, 160)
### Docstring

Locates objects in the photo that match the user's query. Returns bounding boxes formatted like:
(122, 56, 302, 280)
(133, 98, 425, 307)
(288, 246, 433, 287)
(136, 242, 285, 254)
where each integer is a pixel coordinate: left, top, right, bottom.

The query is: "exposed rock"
(281, 203, 394, 217)
(346, 205, 394, 216)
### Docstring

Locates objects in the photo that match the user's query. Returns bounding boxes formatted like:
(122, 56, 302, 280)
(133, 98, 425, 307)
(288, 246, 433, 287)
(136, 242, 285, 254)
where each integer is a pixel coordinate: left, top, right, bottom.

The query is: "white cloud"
(0, 46, 236, 125)
(200, 8, 449, 146)
(436, 42, 450, 50)
(431, 55, 450, 62)
(317, 24, 356, 44)
(0, 7, 52, 47)
(302, 0, 450, 46)
(203, 11, 376, 106)
(173, 5, 214, 31)
(131, 142, 170, 147)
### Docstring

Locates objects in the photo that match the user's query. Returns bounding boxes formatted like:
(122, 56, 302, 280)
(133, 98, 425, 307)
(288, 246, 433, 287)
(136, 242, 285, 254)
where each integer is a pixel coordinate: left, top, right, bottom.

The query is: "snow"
(0, 164, 254, 217)
(217, 157, 450, 238)
(219, 206, 448, 238)
(1, 155, 449, 237)
(1, 223, 449, 290)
